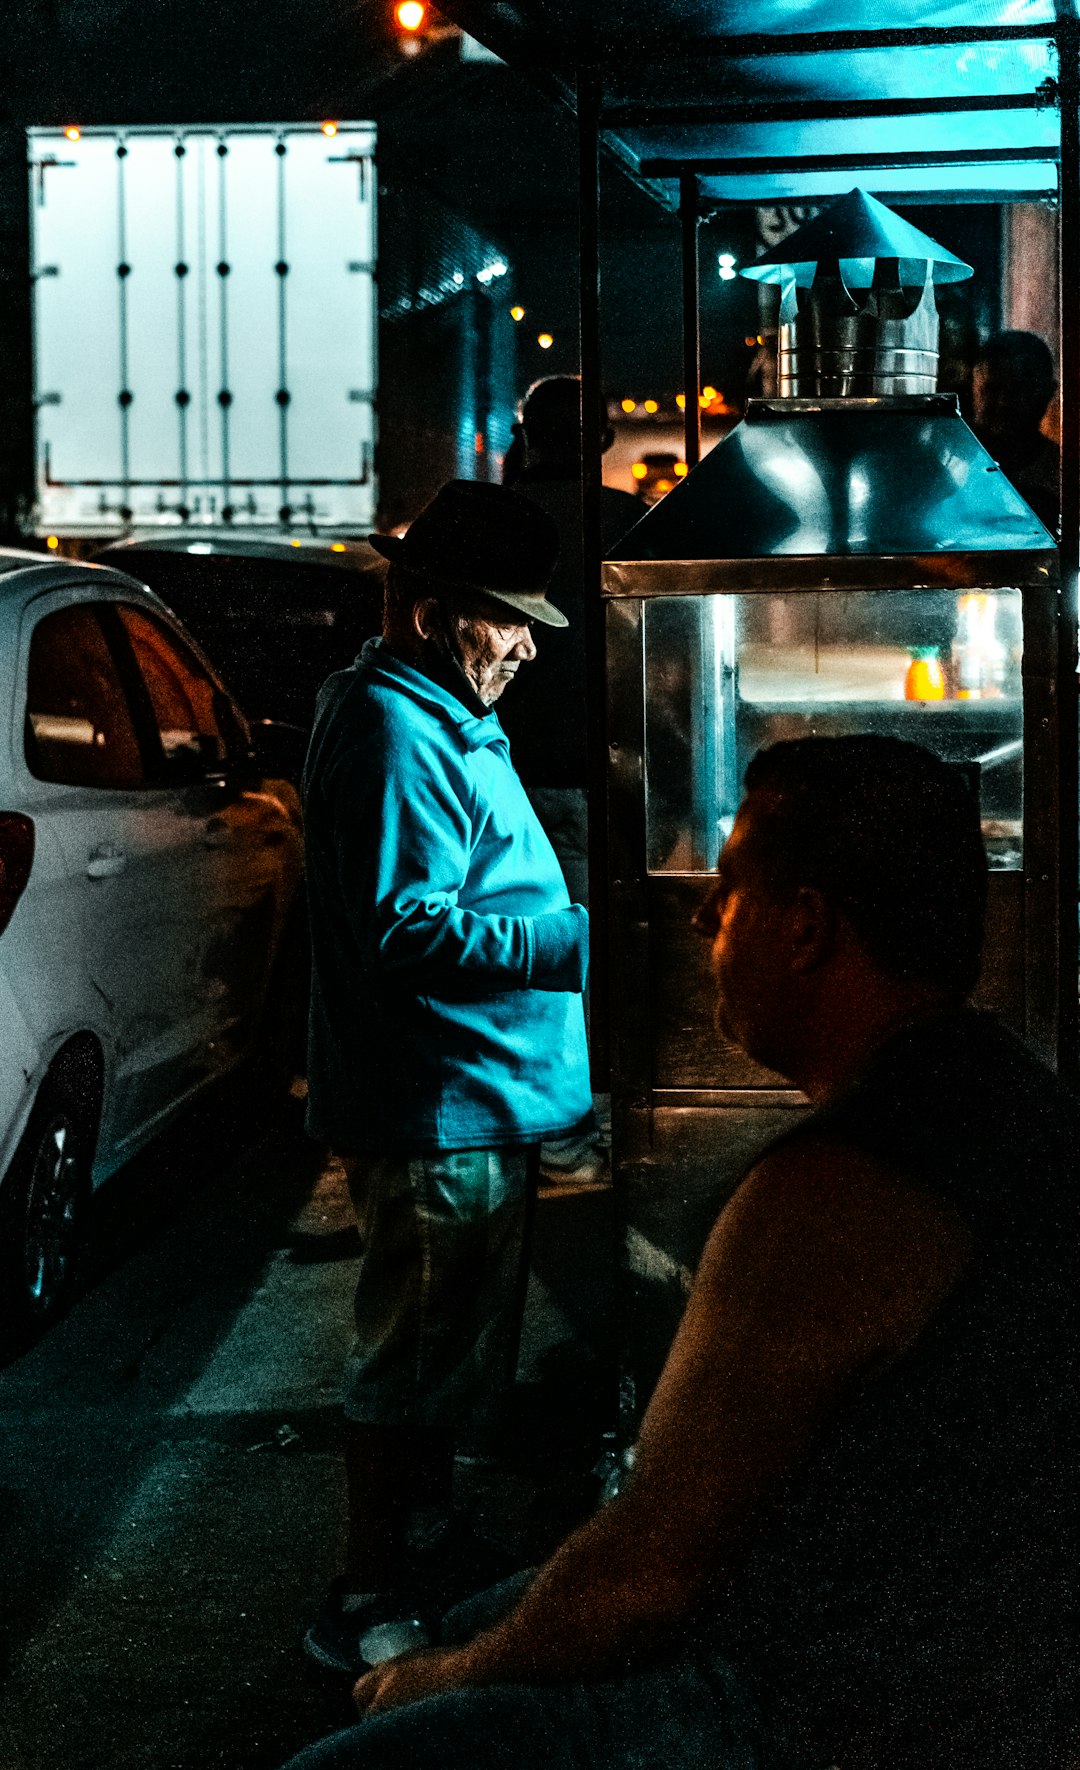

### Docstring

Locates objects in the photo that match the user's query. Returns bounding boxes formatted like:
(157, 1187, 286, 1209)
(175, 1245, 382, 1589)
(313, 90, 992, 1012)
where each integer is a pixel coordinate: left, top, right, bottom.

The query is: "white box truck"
(28, 122, 377, 535)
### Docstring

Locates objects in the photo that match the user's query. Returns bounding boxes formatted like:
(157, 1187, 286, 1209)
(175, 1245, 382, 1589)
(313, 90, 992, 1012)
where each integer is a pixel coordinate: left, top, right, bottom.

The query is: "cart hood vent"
(607, 396, 1055, 561)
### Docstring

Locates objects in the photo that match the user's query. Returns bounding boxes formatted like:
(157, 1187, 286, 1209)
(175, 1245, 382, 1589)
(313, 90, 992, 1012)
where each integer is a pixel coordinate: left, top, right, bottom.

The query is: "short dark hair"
(743, 736, 988, 994)
(976, 329, 1056, 395)
(519, 375, 611, 452)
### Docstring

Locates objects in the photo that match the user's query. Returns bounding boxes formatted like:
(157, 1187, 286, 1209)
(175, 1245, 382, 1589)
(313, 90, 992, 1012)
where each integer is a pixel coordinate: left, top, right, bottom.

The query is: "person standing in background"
(499, 376, 640, 1186)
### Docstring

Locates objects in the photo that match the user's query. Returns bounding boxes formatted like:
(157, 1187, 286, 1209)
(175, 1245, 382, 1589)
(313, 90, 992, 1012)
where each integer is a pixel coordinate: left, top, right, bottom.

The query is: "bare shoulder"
(695, 1129, 974, 1375)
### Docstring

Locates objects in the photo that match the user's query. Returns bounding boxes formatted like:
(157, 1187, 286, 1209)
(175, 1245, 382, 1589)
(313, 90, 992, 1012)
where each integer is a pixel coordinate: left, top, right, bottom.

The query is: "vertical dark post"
(680, 171, 702, 468)
(579, 66, 609, 1084)
(1057, 14, 1080, 1076)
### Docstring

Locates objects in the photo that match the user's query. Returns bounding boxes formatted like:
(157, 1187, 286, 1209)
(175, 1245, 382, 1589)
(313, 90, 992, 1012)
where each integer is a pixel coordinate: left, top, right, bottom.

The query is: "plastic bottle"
(905, 646, 946, 701)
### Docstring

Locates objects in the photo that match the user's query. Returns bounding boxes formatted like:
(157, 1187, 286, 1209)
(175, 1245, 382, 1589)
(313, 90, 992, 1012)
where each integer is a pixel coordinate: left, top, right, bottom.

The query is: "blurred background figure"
(498, 375, 640, 1186)
(971, 329, 1059, 534)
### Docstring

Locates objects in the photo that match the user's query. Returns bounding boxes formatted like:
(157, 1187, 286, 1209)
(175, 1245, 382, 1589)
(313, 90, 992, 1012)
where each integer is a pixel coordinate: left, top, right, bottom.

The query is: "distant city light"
(476, 260, 508, 285)
(453, 271, 465, 285)
(46, 534, 59, 550)
(620, 398, 637, 413)
(537, 333, 553, 349)
(290, 538, 302, 548)
(702, 385, 717, 402)
(675, 393, 686, 410)
(395, 1, 426, 28)
(510, 305, 525, 321)
(656, 479, 673, 493)
(718, 252, 738, 281)
(321, 121, 339, 137)
(631, 462, 648, 480)
(643, 398, 658, 414)
(674, 462, 689, 478)
(330, 542, 346, 552)
(64, 127, 81, 142)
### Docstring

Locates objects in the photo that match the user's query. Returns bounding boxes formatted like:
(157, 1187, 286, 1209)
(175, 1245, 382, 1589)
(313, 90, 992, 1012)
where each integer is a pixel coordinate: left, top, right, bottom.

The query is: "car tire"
(0, 1062, 99, 1344)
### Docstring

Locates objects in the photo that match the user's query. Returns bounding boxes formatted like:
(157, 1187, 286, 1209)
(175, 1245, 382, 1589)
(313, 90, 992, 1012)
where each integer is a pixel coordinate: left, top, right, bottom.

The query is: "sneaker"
(303, 1582, 431, 1677)
(537, 1150, 611, 1192)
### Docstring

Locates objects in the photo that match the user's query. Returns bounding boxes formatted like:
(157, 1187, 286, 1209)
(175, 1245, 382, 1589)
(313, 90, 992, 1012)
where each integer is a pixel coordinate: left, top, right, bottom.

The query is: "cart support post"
(679, 171, 702, 468)
(578, 64, 609, 1084)
(1057, 14, 1080, 1076)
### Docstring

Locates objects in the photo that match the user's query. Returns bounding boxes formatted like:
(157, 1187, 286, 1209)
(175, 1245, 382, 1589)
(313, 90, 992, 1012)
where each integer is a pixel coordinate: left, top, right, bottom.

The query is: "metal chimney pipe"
(778, 256, 939, 397)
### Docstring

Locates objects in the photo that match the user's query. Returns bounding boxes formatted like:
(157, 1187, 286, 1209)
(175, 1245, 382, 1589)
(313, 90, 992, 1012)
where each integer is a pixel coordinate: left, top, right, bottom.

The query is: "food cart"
(444, 0, 1078, 1426)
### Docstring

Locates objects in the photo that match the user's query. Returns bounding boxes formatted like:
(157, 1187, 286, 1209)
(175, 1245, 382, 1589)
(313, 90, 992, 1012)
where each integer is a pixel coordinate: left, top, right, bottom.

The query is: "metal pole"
(680, 172, 702, 469)
(1056, 12, 1080, 1076)
(578, 64, 609, 1086)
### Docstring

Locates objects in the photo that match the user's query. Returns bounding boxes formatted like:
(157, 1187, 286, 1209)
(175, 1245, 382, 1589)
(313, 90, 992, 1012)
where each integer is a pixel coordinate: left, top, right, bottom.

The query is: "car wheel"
(1, 1069, 97, 1341)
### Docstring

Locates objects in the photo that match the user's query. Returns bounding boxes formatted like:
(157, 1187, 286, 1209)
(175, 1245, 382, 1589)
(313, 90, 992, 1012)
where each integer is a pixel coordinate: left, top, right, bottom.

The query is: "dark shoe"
(303, 1582, 431, 1677)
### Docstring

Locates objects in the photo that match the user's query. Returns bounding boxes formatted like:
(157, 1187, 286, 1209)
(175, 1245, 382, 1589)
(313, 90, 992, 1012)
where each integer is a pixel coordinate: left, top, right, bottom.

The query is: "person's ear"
(789, 885, 837, 974)
(412, 597, 442, 643)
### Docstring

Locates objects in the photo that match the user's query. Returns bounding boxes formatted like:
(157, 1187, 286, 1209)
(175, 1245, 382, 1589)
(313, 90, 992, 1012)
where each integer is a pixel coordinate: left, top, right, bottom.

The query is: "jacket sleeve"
(326, 727, 588, 995)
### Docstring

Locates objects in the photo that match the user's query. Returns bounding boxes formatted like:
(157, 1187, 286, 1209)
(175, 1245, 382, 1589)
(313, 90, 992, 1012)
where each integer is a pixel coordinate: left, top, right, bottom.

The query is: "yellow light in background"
(702, 385, 717, 403)
(330, 542, 346, 552)
(643, 398, 658, 414)
(675, 393, 686, 410)
(674, 462, 689, 478)
(656, 479, 673, 494)
(321, 121, 339, 137)
(64, 127, 81, 142)
(620, 398, 636, 414)
(631, 462, 648, 480)
(290, 538, 302, 548)
(510, 305, 525, 322)
(537, 333, 553, 350)
(396, 0, 427, 27)
(46, 534, 60, 550)
(745, 335, 758, 348)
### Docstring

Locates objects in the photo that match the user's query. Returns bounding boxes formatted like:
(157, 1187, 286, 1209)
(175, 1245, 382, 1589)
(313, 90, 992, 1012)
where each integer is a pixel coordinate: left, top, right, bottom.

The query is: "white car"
(0, 549, 304, 1337)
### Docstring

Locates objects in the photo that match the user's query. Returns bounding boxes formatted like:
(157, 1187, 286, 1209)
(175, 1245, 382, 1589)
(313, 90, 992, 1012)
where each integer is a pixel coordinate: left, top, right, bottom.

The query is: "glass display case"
(643, 588, 1024, 875)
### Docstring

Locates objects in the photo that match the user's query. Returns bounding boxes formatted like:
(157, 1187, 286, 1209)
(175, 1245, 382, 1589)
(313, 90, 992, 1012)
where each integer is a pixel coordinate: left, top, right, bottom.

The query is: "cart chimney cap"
(740, 188, 973, 289)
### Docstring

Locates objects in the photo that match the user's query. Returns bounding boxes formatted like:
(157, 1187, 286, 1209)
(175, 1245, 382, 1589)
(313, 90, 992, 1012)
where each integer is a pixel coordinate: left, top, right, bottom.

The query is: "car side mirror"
(249, 718, 307, 786)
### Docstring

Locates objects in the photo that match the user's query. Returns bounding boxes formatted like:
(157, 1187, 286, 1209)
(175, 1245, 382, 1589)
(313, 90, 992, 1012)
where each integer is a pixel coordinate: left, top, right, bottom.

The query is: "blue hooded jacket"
(304, 638, 592, 1153)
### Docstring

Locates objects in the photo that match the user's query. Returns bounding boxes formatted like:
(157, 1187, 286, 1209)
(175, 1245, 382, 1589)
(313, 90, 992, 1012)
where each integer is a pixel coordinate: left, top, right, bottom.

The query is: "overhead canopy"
(436, 0, 1063, 208)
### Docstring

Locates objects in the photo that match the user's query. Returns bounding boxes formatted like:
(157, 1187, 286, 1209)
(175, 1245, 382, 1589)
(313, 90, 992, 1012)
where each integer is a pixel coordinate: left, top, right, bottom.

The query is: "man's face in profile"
(450, 601, 538, 706)
(698, 792, 795, 1072)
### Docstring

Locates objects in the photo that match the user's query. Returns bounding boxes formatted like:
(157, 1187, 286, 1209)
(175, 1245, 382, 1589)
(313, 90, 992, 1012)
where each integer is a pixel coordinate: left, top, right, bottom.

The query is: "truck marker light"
(621, 398, 636, 413)
(321, 122, 338, 137)
(330, 542, 346, 552)
(64, 127, 81, 142)
(46, 535, 59, 550)
(644, 399, 658, 413)
(537, 333, 553, 349)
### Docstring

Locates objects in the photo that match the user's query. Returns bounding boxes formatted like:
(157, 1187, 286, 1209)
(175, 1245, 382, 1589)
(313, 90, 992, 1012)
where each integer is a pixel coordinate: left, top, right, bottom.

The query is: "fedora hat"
(369, 480, 568, 628)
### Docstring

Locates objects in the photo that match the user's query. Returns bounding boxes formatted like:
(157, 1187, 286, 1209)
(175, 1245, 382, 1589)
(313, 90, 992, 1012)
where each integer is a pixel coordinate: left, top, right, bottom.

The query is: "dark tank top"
(708, 1010, 1080, 1768)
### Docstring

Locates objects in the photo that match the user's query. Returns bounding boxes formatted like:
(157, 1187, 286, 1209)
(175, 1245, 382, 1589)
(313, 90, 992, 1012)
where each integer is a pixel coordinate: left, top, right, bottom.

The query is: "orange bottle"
(905, 646, 946, 702)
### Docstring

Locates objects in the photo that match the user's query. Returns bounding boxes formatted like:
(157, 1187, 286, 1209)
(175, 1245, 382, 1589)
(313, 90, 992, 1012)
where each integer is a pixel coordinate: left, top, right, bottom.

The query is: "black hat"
(369, 480, 567, 628)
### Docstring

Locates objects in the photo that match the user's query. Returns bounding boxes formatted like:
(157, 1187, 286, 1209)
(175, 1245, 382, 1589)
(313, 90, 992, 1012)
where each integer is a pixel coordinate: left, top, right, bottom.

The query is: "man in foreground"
(288, 735, 1078, 1766)
(301, 480, 593, 1675)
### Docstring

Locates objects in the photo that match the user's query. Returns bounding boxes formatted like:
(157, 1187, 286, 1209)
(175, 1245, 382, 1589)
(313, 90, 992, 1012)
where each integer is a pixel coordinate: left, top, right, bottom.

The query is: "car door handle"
(203, 817, 230, 849)
(86, 846, 127, 879)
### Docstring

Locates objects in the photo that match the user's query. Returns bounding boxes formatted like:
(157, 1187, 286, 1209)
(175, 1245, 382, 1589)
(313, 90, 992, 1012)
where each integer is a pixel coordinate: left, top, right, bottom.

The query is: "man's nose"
(511, 627, 537, 661)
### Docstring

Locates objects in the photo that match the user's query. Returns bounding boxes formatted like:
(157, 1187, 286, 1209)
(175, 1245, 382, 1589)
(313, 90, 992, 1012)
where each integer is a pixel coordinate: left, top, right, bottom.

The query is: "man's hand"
(352, 1645, 475, 1717)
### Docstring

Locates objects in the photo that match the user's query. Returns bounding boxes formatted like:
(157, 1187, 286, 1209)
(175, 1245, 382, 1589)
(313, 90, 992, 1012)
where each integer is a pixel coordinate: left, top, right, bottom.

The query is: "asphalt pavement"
(0, 1076, 615, 1770)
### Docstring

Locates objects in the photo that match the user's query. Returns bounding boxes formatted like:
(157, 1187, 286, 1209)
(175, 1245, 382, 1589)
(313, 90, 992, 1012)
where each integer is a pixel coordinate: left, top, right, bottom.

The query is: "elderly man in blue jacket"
(301, 480, 593, 1677)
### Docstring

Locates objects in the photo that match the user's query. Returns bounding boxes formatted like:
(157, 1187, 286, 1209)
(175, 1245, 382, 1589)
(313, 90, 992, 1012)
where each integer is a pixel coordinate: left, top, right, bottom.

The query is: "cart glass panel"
(644, 589, 1023, 873)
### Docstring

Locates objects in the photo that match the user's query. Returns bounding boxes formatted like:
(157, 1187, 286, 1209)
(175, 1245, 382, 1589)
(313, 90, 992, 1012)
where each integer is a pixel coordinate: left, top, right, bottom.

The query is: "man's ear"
(789, 885, 837, 974)
(412, 597, 442, 644)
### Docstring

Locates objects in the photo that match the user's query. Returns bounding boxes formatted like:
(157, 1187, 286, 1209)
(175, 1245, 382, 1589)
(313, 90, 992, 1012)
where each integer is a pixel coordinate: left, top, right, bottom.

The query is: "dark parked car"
(92, 534, 386, 763)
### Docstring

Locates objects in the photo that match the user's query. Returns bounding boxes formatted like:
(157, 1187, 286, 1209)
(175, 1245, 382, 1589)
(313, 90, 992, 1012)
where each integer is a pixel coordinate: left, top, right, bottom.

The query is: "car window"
(25, 604, 147, 789)
(114, 604, 239, 775)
